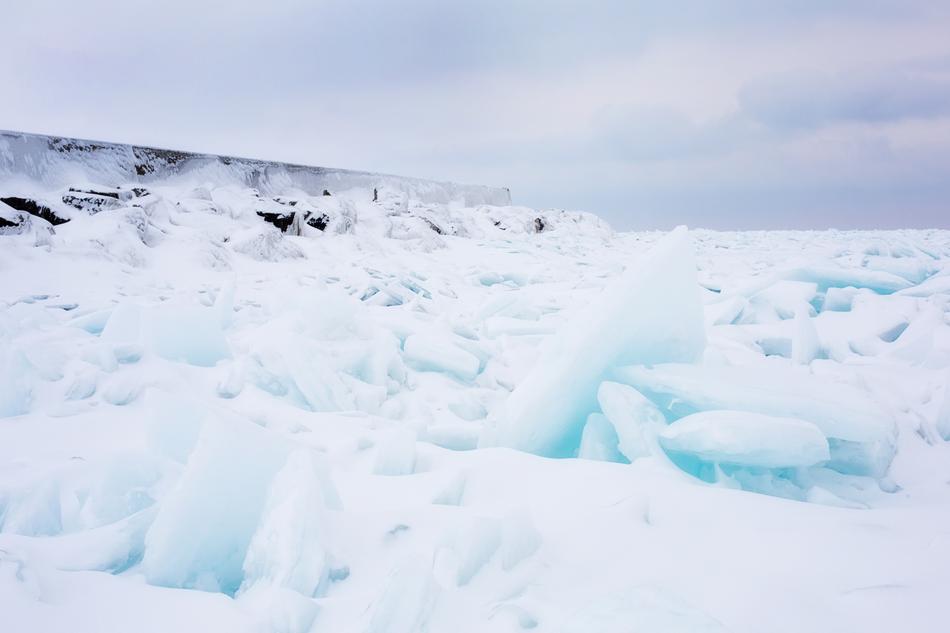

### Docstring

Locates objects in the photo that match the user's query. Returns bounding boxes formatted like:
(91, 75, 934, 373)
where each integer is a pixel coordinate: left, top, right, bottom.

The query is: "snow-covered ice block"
(0, 479, 65, 536)
(560, 587, 729, 633)
(1, 454, 159, 536)
(749, 280, 818, 319)
(286, 349, 355, 412)
(76, 454, 161, 530)
(659, 410, 830, 469)
(864, 255, 936, 284)
(373, 430, 417, 476)
(102, 303, 230, 367)
(143, 417, 292, 594)
(500, 511, 541, 570)
(453, 517, 502, 585)
(597, 381, 667, 462)
(704, 295, 746, 326)
(68, 309, 113, 334)
(64, 368, 97, 400)
(367, 555, 438, 633)
(616, 363, 891, 445)
(482, 316, 556, 338)
(578, 413, 626, 462)
(240, 450, 336, 598)
(821, 287, 862, 312)
(236, 584, 320, 633)
(783, 265, 912, 294)
(0, 348, 32, 417)
(101, 375, 141, 406)
(938, 371, 950, 441)
(147, 305, 231, 367)
(232, 226, 305, 261)
(421, 422, 481, 451)
(791, 309, 820, 364)
(447, 396, 487, 421)
(146, 392, 207, 464)
(498, 226, 705, 457)
(432, 471, 467, 506)
(403, 333, 480, 381)
(216, 360, 246, 399)
(615, 363, 896, 477)
(896, 271, 950, 297)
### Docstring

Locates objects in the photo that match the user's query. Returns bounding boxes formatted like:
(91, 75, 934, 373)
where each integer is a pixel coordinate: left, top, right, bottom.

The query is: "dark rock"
(132, 147, 192, 176)
(0, 209, 24, 229)
(322, 189, 332, 197)
(68, 186, 120, 200)
(1, 197, 69, 225)
(306, 213, 330, 231)
(423, 218, 444, 235)
(62, 192, 123, 214)
(373, 188, 378, 202)
(257, 210, 295, 232)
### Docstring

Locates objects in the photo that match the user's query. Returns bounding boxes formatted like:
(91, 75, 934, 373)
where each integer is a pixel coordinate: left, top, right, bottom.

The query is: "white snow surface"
(3, 156, 950, 632)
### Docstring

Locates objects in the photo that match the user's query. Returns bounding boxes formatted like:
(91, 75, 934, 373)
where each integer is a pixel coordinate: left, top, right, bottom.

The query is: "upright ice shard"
(497, 226, 705, 456)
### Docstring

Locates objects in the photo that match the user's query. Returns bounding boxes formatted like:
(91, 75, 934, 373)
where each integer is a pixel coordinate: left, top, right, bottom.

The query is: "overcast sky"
(3, 1, 949, 229)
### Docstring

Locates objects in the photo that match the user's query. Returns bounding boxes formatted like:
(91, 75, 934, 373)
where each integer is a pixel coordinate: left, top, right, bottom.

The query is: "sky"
(2, 0, 949, 230)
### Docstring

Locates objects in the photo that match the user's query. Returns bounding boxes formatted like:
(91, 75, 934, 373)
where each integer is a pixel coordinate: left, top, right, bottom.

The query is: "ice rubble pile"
(3, 135, 950, 632)
(494, 227, 943, 501)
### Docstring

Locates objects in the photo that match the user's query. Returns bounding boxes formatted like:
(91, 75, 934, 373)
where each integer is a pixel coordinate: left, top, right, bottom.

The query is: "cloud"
(739, 63, 950, 130)
(2, 1, 950, 229)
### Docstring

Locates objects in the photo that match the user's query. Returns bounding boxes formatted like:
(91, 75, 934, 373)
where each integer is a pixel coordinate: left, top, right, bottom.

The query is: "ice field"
(3, 134, 950, 632)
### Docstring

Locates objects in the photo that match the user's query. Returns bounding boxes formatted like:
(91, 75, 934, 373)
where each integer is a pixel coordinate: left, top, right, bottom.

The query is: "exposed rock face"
(0, 130, 511, 207)
(306, 213, 329, 231)
(1, 130, 515, 240)
(1, 196, 69, 225)
(62, 191, 125, 214)
(256, 211, 296, 233)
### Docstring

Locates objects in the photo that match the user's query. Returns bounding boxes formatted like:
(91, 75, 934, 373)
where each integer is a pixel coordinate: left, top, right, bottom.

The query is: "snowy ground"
(2, 174, 950, 633)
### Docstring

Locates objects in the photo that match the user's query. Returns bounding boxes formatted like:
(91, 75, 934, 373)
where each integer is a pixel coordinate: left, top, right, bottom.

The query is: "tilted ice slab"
(143, 417, 337, 595)
(659, 410, 830, 469)
(614, 363, 896, 476)
(496, 226, 705, 457)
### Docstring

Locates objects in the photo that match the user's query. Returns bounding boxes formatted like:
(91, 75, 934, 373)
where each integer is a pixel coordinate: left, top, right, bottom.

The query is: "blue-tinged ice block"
(402, 333, 481, 382)
(615, 363, 896, 477)
(497, 227, 705, 457)
(597, 381, 668, 462)
(659, 410, 830, 469)
(239, 450, 336, 599)
(783, 266, 911, 294)
(577, 413, 626, 463)
(102, 302, 230, 367)
(0, 348, 31, 417)
(143, 417, 291, 594)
